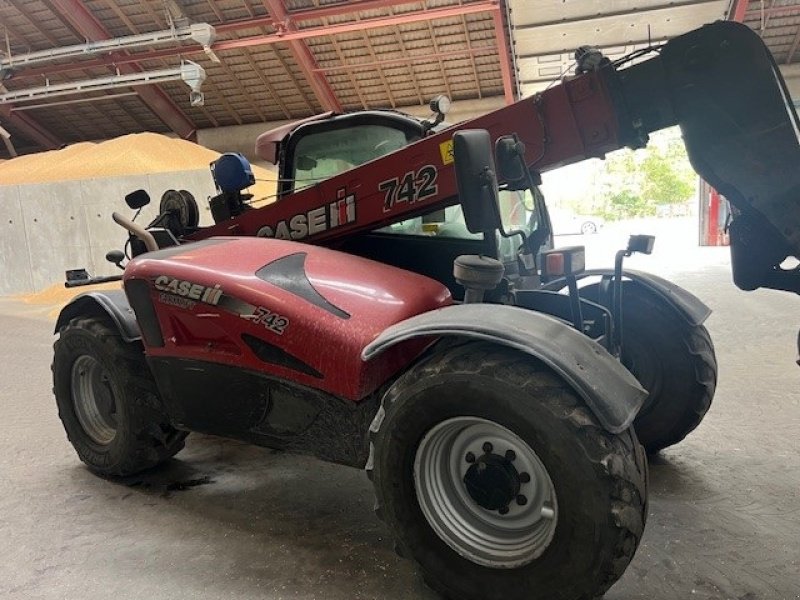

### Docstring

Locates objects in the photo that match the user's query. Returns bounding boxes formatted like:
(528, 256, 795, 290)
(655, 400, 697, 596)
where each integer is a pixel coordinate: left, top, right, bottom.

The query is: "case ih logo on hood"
(256, 187, 356, 240)
(154, 276, 222, 305)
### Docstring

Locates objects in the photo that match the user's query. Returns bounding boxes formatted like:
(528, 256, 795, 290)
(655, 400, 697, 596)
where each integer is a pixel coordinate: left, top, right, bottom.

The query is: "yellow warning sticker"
(439, 140, 454, 165)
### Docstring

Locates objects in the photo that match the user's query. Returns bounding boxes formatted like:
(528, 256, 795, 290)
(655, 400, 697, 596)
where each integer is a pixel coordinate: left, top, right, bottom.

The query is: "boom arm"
(190, 66, 627, 244)
(188, 21, 800, 295)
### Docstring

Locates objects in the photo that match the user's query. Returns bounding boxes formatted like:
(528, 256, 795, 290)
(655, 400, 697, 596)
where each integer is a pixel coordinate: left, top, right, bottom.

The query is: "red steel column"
(730, 0, 751, 22)
(492, 5, 515, 104)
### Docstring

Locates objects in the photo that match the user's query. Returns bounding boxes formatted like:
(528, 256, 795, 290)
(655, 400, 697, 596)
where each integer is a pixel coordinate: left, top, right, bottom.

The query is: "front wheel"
(53, 316, 187, 477)
(368, 342, 647, 600)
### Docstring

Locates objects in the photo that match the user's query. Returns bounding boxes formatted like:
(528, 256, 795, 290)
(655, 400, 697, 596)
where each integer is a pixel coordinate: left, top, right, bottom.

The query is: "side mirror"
(453, 129, 503, 234)
(125, 189, 150, 210)
(495, 135, 526, 184)
(105, 249, 125, 270)
(627, 234, 655, 255)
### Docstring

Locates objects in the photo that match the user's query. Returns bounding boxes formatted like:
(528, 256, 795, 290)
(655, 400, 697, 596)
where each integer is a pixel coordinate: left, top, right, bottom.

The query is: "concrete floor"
(1, 241, 799, 600)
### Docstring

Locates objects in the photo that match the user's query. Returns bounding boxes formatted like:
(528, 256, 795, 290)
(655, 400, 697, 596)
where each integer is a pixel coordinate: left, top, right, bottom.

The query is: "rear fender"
(54, 290, 140, 342)
(543, 269, 711, 327)
(362, 304, 647, 434)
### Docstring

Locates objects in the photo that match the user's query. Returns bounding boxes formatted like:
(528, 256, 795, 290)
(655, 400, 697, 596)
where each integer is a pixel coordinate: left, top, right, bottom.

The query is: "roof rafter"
(7, 0, 60, 46)
(262, 0, 342, 112)
(0, 105, 62, 149)
(48, 0, 198, 139)
(15, 1, 501, 81)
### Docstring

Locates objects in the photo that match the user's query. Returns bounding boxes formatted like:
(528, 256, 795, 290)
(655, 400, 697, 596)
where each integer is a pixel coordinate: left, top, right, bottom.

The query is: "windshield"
(376, 187, 546, 264)
(290, 124, 413, 191)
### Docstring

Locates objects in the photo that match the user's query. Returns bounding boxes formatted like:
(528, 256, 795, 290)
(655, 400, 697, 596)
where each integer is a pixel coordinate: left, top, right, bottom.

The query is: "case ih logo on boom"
(257, 187, 356, 241)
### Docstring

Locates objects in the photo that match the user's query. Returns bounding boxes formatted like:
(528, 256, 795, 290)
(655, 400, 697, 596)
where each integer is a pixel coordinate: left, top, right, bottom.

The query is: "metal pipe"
(1, 23, 215, 69)
(8, 92, 138, 111)
(112, 212, 158, 253)
(0, 62, 205, 104)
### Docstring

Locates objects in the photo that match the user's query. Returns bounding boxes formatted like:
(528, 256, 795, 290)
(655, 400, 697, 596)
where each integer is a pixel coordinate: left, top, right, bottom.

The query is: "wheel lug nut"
(482, 442, 493, 454)
(505, 449, 516, 461)
(516, 495, 528, 506)
(465, 452, 476, 463)
(519, 472, 531, 483)
(498, 506, 509, 515)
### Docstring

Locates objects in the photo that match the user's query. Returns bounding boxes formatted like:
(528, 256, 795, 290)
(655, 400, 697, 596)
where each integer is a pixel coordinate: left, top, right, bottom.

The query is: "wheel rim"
(581, 222, 596, 234)
(414, 417, 558, 569)
(71, 355, 118, 445)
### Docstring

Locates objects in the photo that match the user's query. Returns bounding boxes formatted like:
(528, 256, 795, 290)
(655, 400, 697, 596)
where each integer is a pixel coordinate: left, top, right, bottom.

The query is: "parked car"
(549, 208, 604, 235)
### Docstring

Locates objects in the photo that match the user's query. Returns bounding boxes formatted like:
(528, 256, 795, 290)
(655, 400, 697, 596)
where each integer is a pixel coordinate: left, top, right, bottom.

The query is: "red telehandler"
(53, 21, 800, 600)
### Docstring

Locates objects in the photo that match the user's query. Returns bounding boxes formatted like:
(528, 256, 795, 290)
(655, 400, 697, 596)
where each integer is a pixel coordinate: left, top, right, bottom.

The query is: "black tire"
(615, 285, 717, 454)
(368, 342, 648, 600)
(53, 316, 187, 477)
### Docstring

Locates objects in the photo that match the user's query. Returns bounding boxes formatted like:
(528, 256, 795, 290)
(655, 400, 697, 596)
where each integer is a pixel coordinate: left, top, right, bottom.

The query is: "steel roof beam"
(216, 0, 458, 32)
(0, 106, 62, 149)
(262, 0, 341, 112)
(48, 0, 198, 140)
(14, 2, 504, 85)
(213, 2, 502, 50)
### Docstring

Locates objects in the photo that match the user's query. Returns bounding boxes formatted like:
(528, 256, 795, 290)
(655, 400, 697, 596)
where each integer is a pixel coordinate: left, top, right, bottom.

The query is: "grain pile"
(0, 132, 277, 204)
(15, 281, 122, 320)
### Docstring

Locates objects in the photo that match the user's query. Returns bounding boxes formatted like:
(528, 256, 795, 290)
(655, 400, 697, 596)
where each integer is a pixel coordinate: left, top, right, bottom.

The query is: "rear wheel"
(580, 283, 717, 453)
(580, 221, 597, 234)
(368, 342, 647, 600)
(620, 288, 717, 453)
(53, 316, 187, 476)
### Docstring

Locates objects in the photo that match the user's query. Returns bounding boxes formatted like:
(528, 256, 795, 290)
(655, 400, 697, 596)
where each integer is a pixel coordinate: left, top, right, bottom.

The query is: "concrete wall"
(0, 169, 216, 296)
(0, 96, 506, 297)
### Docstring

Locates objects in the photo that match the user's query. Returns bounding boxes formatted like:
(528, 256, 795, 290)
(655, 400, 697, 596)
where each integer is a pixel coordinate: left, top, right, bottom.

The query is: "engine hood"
(123, 237, 452, 400)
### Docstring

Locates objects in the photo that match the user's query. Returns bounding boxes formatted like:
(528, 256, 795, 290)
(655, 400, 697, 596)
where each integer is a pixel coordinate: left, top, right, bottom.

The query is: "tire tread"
(53, 316, 186, 477)
(366, 341, 647, 600)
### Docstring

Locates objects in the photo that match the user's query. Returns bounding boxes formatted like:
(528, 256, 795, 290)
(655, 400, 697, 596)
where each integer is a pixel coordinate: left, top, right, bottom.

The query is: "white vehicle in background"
(548, 208, 605, 235)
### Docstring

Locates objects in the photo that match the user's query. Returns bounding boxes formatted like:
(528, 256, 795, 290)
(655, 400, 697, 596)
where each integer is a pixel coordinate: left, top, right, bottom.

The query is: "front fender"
(54, 290, 140, 342)
(362, 304, 647, 434)
(544, 269, 711, 326)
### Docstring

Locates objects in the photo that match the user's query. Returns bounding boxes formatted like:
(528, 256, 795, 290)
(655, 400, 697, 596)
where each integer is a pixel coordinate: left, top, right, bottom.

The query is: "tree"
(595, 129, 696, 219)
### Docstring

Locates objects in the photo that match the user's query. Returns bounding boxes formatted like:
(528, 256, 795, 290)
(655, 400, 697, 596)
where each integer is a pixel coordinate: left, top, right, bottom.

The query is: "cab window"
(376, 189, 539, 263)
(290, 124, 412, 191)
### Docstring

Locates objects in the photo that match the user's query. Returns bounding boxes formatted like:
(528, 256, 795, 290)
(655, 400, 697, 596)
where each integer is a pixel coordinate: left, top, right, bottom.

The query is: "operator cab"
(257, 110, 432, 198)
(256, 102, 546, 299)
